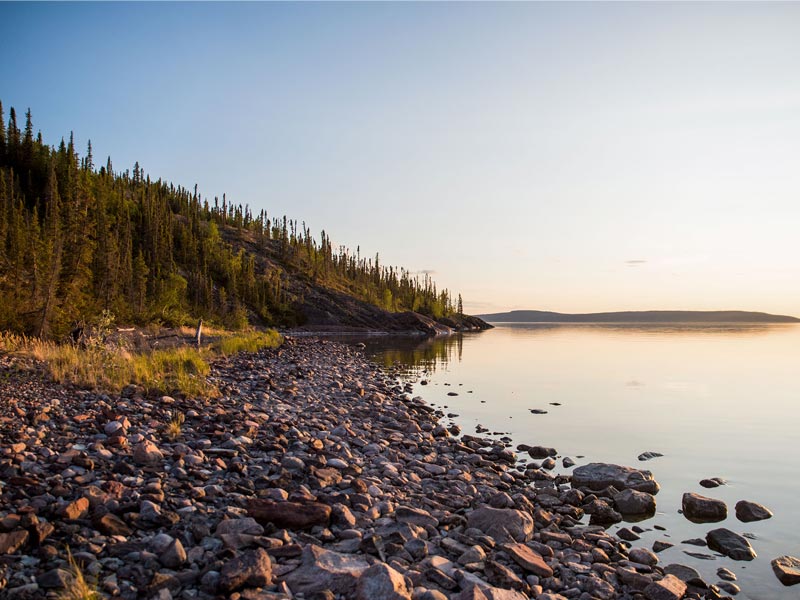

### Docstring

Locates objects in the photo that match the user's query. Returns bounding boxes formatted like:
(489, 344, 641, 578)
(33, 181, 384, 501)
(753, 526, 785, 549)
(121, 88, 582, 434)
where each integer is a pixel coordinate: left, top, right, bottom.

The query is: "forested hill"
(477, 310, 800, 323)
(0, 102, 488, 338)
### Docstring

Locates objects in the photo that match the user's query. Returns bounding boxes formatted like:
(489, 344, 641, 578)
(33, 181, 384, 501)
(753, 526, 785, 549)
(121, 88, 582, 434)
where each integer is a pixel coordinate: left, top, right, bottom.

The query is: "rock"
(60, 497, 90, 520)
(652, 540, 673, 553)
(219, 548, 273, 593)
(643, 574, 687, 600)
(0, 530, 29, 554)
(247, 499, 331, 529)
(160, 538, 187, 569)
(37, 568, 73, 589)
(706, 528, 756, 561)
(664, 564, 700, 582)
(638, 452, 663, 461)
(95, 513, 132, 536)
(718, 581, 741, 595)
(503, 542, 553, 577)
(571, 463, 660, 494)
(527, 446, 557, 459)
(133, 440, 163, 465)
(396, 506, 439, 528)
(355, 563, 411, 600)
(699, 477, 726, 489)
(682, 493, 727, 523)
(772, 555, 800, 586)
(716, 567, 736, 581)
(283, 544, 369, 596)
(617, 527, 640, 541)
(215, 517, 265, 536)
(614, 489, 656, 516)
(629, 547, 658, 567)
(466, 506, 534, 544)
(734, 500, 773, 522)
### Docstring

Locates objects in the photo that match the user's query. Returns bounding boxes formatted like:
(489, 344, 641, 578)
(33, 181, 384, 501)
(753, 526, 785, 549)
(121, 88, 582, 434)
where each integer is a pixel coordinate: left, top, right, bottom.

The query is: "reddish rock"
(248, 499, 331, 530)
(503, 542, 553, 577)
(282, 544, 369, 595)
(466, 506, 533, 543)
(643, 574, 687, 600)
(60, 498, 89, 520)
(0, 530, 29, 554)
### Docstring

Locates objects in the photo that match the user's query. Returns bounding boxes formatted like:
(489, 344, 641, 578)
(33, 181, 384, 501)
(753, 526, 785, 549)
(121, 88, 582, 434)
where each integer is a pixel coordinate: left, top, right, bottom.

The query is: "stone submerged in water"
(735, 499, 773, 523)
(681, 492, 727, 523)
(772, 555, 800, 586)
(571, 462, 660, 494)
(706, 528, 756, 561)
(637, 451, 664, 462)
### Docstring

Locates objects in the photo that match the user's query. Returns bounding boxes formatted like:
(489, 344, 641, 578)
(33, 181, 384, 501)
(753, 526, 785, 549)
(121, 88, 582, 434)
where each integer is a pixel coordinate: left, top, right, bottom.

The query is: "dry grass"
(166, 410, 185, 440)
(58, 547, 100, 600)
(0, 328, 281, 398)
(214, 329, 283, 356)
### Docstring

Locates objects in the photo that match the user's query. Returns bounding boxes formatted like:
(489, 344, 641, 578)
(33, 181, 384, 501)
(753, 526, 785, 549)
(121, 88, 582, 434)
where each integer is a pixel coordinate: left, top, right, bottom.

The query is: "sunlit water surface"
(349, 323, 800, 600)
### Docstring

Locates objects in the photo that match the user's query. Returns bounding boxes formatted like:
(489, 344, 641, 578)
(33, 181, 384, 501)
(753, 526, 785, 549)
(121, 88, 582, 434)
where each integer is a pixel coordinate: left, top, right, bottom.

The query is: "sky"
(2, 2, 800, 316)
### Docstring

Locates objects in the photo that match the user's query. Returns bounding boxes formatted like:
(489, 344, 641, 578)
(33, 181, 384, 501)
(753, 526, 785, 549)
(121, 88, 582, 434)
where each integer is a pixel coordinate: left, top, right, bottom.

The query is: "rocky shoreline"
(0, 338, 793, 599)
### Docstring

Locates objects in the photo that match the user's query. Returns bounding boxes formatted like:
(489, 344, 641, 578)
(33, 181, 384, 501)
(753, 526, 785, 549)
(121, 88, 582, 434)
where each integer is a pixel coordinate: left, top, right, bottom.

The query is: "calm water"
(357, 322, 800, 600)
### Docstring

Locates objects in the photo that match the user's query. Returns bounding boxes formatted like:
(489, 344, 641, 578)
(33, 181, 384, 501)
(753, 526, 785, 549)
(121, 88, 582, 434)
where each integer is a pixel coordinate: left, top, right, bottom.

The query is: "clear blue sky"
(3, 2, 800, 315)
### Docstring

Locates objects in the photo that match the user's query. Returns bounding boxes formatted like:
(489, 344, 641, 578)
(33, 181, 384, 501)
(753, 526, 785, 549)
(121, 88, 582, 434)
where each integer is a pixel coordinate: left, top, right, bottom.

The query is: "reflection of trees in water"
(366, 333, 464, 375)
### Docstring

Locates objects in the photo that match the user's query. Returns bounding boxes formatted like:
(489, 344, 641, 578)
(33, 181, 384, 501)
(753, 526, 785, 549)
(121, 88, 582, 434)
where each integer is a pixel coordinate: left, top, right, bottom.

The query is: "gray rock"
(629, 547, 659, 567)
(572, 463, 660, 494)
(664, 564, 700, 582)
(283, 544, 369, 595)
(637, 451, 663, 461)
(706, 528, 756, 561)
(466, 506, 534, 544)
(734, 500, 773, 523)
(682, 492, 727, 523)
(159, 539, 187, 569)
(355, 563, 411, 600)
(614, 489, 656, 516)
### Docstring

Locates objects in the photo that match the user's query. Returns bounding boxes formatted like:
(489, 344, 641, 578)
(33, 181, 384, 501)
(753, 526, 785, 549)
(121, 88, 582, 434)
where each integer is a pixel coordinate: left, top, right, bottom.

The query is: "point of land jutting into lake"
(3, 2, 800, 599)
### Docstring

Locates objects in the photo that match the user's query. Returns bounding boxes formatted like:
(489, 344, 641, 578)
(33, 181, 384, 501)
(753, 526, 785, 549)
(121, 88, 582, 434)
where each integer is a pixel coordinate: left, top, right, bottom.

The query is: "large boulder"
(682, 493, 727, 523)
(571, 463, 660, 494)
(282, 544, 369, 595)
(706, 528, 756, 561)
(466, 507, 534, 544)
(772, 556, 800, 586)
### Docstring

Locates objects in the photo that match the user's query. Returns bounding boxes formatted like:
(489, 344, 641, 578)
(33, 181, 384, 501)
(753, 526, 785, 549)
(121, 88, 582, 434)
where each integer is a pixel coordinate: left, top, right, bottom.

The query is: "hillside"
(0, 102, 490, 338)
(477, 309, 800, 323)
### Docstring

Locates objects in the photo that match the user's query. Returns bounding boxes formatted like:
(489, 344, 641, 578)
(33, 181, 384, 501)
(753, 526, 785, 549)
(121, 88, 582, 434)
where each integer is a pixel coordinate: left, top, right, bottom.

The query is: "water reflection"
(491, 321, 792, 336)
(360, 333, 465, 374)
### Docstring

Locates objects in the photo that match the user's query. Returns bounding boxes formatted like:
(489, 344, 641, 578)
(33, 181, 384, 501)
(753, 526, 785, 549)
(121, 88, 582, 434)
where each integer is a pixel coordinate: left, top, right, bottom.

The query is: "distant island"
(476, 310, 800, 323)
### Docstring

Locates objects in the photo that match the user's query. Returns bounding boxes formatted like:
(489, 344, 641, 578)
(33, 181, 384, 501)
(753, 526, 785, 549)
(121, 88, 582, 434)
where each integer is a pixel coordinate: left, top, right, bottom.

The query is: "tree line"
(0, 102, 460, 338)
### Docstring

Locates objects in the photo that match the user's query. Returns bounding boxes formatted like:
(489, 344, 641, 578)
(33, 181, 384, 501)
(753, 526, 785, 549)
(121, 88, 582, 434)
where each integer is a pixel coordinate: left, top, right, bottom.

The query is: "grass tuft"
(166, 410, 185, 440)
(58, 547, 100, 600)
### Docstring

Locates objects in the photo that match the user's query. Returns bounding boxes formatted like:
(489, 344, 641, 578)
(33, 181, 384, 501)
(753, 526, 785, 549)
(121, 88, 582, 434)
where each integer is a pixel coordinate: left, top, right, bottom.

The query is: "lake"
(357, 322, 800, 600)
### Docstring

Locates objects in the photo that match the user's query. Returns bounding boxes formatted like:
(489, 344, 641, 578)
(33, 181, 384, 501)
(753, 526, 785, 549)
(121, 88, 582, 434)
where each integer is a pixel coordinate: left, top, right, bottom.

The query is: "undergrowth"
(0, 328, 282, 398)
